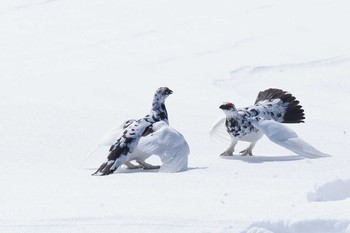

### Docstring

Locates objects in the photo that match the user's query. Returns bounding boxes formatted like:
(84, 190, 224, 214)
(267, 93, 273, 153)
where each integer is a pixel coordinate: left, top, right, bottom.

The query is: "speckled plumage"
(219, 88, 305, 156)
(92, 87, 173, 176)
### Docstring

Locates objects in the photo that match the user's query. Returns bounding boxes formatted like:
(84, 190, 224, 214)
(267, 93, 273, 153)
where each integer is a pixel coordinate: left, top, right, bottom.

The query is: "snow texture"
(244, 220, 350, 233)
(307, 179, 350, 202)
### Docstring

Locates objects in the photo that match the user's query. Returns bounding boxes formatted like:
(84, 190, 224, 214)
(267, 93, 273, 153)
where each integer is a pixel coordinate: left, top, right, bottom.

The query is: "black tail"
(92, 160, 115, 176)
(255, 88, 305, 123)
(92, 143, 128, 176)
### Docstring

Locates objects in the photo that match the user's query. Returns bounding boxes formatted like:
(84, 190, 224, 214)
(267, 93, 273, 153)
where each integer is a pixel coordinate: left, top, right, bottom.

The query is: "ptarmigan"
(211, 88, 329, 158)
(92, 87, 189, 176)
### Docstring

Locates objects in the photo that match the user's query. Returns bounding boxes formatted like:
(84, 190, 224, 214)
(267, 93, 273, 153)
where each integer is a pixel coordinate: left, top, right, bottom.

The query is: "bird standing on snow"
(93, 118, 153, 175)
(211, 88, 329, 158)
(92, 87, 189, 176)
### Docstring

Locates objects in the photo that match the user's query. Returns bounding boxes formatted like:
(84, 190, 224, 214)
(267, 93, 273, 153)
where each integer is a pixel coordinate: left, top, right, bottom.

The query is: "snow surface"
(1, 0, 350, 232)
(307, 179, 350, 202)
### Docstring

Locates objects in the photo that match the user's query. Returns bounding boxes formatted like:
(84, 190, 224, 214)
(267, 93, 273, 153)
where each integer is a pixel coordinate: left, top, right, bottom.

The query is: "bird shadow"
(220, 154, 304, 163)
(115, 166, 209, 174)
(84, 166, 208, 174)
(115, 167, 160, 174)
(187, 166, 208, 171)
(81, 167, 159, 173)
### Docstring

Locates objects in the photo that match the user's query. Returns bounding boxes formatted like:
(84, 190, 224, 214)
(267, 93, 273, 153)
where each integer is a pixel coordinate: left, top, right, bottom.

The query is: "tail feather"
(92, 160, 116, 176)
(92, 145, 128, 176)
(255, 88, 305, 123)
(255, 88, 288, 104)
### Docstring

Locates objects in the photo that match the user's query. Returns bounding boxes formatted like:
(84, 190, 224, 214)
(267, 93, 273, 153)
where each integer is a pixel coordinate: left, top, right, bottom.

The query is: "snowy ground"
(1, 0, 350, 232)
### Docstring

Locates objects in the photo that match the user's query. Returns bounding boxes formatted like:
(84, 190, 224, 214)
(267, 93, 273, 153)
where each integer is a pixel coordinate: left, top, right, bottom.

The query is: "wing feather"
(83, 120, 136, 165)
(209, 117, 231, 144)
(98, 120, 136, 146)
(137, 122, 189, 172)
(251, 118, 330, 158)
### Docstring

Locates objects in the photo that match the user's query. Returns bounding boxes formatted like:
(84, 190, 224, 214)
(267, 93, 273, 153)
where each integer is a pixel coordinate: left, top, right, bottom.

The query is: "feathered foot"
(220, 151, 233, 156)
(125, 162, 144, 169)
(239, 148, 253, 156)
(125, 161, 160, 170)
(239, 142, 256, 156)
(220, 140, 237, 156)
(137, 160, 160, 170)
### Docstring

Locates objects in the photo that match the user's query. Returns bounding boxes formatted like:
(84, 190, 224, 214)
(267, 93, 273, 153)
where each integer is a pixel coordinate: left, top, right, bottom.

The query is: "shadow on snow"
(220, 154, 304, 163)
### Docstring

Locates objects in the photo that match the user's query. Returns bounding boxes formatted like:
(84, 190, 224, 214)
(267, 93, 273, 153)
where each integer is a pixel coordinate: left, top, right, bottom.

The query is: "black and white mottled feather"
(92, 87, 189, 175)
(210, 88, 323, 157)
(92, 118, 153, 176)
(92, 87, 173, 176)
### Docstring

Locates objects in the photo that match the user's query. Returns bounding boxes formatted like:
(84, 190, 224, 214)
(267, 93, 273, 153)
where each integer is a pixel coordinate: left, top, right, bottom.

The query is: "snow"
(1, 0, 350, 232)
(307, 179, 350, 202)
(245, 220, 350, 233)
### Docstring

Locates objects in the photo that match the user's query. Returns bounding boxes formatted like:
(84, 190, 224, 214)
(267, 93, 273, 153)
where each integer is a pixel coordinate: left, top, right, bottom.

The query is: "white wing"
(98, 120, 136, 146)
(83, 120, 135, 166)
(209, 117, 232, 144)
(137, 121, 189, 172)
(251, 118, 330, 158)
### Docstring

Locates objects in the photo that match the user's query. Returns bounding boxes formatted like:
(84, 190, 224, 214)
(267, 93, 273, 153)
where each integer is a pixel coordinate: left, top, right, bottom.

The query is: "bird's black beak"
(166, 88, 173, 95)
(219, 104, 226, 110)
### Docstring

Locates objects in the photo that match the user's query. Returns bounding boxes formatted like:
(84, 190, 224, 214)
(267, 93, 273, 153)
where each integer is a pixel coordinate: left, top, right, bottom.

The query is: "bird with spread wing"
(92, 87, 189, 176)
(210, 88, 329, 158)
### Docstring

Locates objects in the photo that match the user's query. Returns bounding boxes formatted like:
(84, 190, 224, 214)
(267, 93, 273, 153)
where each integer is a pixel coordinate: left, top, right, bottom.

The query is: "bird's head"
(219, 102, 237, 117)
(154, 87, 173, 102)
(219, 102, 235, 110)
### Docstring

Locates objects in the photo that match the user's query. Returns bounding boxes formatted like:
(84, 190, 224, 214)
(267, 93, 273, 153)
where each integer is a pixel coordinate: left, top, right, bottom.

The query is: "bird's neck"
(224, 109, 239, 119)
(150, 97, 169, 123)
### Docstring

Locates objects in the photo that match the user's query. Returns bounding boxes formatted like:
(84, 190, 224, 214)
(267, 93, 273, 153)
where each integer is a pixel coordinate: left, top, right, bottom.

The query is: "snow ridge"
(244, 219, 350, 233)
(217, 56, 350, 83)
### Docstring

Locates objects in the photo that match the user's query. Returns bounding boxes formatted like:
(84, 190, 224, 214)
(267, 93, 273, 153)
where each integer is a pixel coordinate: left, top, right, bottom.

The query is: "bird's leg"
(220, 140, 238, 156)
(136, 160, 161, 170)
(125, 162, 143, 169)
(240, 142, 256, 156)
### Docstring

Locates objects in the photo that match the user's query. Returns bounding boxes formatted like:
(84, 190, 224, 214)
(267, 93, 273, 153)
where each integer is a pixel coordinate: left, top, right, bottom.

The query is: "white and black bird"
(92, 118, 154, 175)
(211, 88, 329, 158)
(92, 87, 189, 176)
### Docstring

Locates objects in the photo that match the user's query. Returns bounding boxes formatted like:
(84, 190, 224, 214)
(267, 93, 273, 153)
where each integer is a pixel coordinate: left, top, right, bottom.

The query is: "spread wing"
(98, 119, 136, 147)
(84, 120, 136, 165)
(209, 117, 231, 144)
(137, 121, 189, 172)
(87, 120, 189, 173)
(251, 118, 330, 158)
(92, 119, 151, 176)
